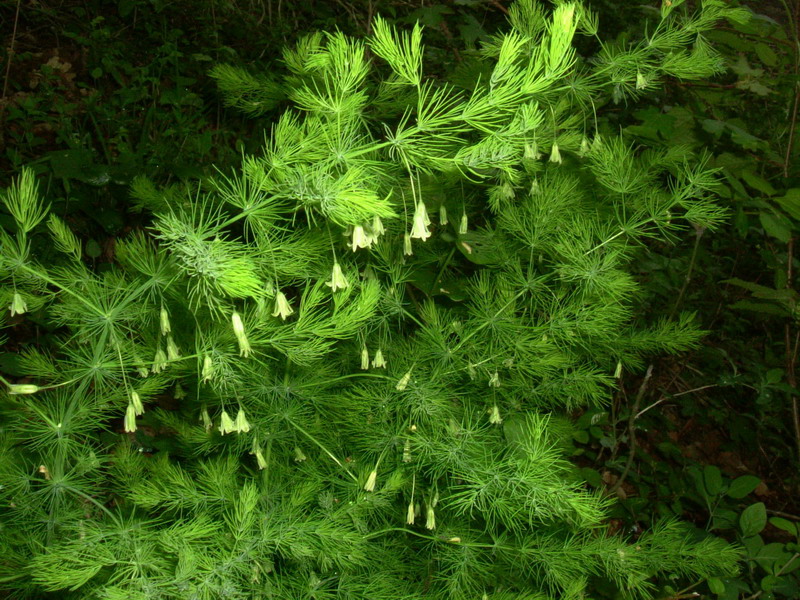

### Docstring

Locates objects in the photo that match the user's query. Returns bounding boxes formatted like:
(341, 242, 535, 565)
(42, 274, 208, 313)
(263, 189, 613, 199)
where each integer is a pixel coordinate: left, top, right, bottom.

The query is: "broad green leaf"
(707, 577, 725, 595)
(768, 517, 797, 537)
(775, 189, 800, 220)
(759, 211, 792, 243)
(729, 300, 791, 317)
(703, 465, 723, 497)
(727, 475, 761, 498)
(740, 502, 767, 537)
(754, 43, 778, 67)
(740, 170, 777, 196)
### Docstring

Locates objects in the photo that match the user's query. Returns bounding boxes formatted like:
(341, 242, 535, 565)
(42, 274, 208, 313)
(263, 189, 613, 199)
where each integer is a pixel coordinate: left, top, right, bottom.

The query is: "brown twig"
(784, 237, 800, 464)
(767, 508, 800, 521)
(609, 364, 653, 495)
(1, 0, 22, 106)
(488, 0, 509, 15)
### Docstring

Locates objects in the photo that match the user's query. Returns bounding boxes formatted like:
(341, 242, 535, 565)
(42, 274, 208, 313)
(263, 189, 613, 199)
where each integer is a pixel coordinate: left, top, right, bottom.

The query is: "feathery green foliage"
(0, 2, 750, 598)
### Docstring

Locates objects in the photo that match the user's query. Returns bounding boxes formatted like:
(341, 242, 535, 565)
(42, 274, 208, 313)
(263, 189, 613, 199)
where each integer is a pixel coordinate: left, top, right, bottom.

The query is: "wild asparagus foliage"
(0, 1, 750, 599)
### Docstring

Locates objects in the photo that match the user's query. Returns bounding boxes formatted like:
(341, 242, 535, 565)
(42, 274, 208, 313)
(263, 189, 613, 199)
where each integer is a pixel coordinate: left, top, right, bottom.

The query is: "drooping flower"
(255, 448, 268, 470)
(200, 406, 212, 432)
(202, 354, 214, 383)
(439, 205, 448, 226)
(351, 225, 370, 252)
(488, 404, 502, 425)
(410, 202, 431, 241)
(372, 349, 387, 369)
(372, 215, 385, 236)
(234, 408, 251, 433)
(549, 142, 562, 164)
(218, 410, 235, 435)
(636, 71, 647, 90)
(325, 261, 349, 292)
(124, 403, 137, 433)
(166, 335, 181, 362)
(9, 292, 27, 317)
(232, 311, 252, 356)
(403, 439, 412, 463)
(458, 213, 468, 235)
(152, 347, 168, 373)
(488, 371, 501, 388)
(425, 505, 436, 530)
(403, 232, 413, 256)
(406, 501, 415, 524)
(294, 446, 308, 462)
(579, 136, 590, 157)
(272, 291, 294, 321)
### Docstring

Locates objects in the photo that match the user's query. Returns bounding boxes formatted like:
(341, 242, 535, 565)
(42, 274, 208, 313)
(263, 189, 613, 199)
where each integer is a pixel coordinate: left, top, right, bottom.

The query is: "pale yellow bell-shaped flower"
(218, 410, 235, 435)
(124, 403, 137, 433)
(325, 261, 349, 292)
(410, 202, 431, 241)
(9, 292, 27, 317)
(272, 291, 294, 321)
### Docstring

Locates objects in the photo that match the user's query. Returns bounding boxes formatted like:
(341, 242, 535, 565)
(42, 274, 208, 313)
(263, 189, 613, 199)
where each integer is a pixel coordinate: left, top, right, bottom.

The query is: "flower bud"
(488, 371, 500, 388)
(360, 346, 370, 370)
(372, 215, 385, 236)
(271, 292, 294, 321)
(131, 391, 144, 416)
(152, 348, 167, 374)
(396, 369, 412, 391)
(458, 213, 468, 235)
(579, 136, 590, 157)
(636, 71, 647, 90)
(200, 406, 212, 432)
(406, 501, 415, 524)
(403, 439, 412, 462)
(202, 354, 214, 382)
(403, 232, 413, 256)
(159, 306, 171, 335)
(124, 402, 137, 433)
(166, 336, 181, 362)
(364, 469, 378, 492)
(447, 537, 461, 544)
(488, 404, 502, 425)
(8, 384, 39, 395)
(614, 360, 623, 379)
(232, 311, 253, 356)
(439, 205, 448, 226)
(9, 292, 27, 317)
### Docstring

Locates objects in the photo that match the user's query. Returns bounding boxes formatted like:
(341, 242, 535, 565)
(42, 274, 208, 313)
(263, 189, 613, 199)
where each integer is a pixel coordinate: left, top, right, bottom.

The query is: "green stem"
(287, 418, 357, 481)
